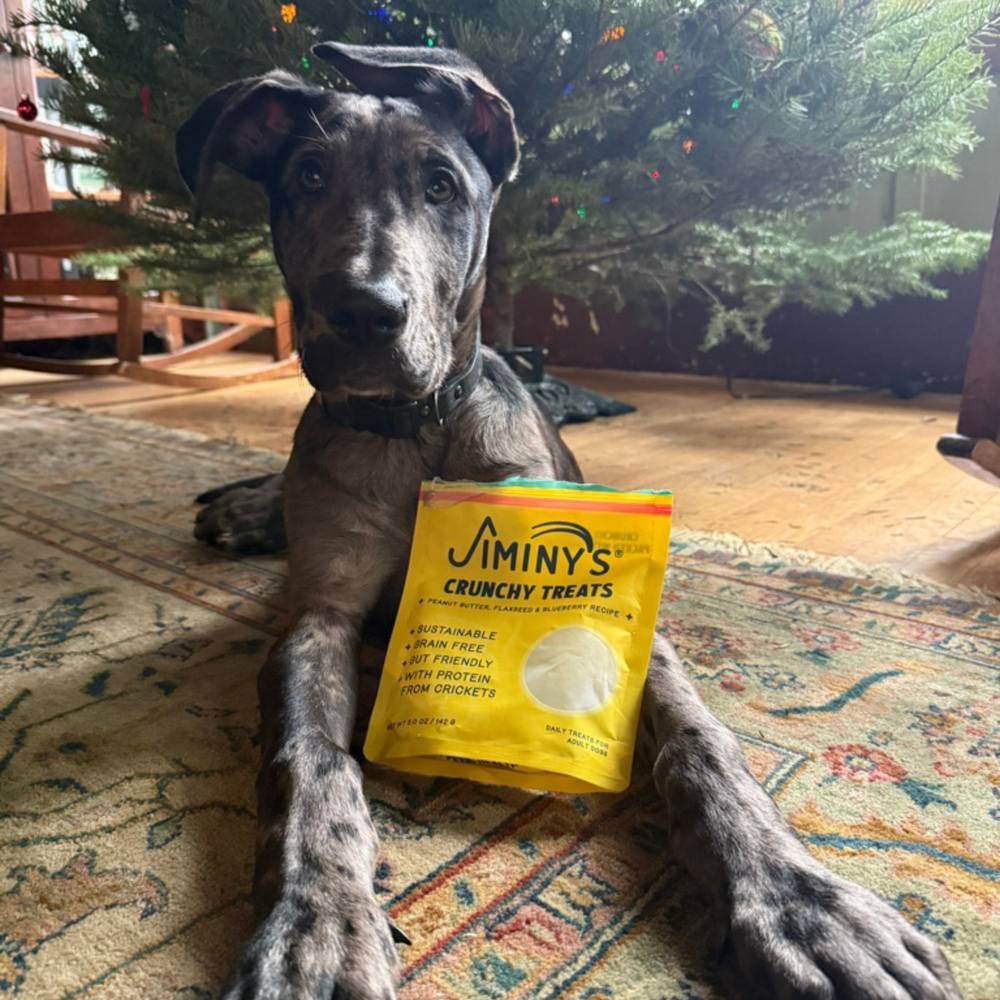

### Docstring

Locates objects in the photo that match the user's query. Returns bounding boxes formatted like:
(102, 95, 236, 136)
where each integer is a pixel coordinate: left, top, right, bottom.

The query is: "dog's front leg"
(644, 633, 964, 1000)
(223, 608, 398, 1000)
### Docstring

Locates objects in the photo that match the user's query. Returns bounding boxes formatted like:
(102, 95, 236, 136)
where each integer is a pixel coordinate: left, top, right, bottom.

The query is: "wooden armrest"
(0, 109, 104, 151)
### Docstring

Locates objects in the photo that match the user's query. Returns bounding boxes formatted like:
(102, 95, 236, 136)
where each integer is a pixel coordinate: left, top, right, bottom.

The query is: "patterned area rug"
(1, 397, 999, 1000)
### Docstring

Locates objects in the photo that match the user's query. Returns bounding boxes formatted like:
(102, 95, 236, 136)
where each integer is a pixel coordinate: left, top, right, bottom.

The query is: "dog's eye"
(299, 160, 325, 193)
(426, 170, 456, 204)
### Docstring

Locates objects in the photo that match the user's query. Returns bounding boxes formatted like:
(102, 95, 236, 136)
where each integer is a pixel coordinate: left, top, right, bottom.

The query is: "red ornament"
(140, 86, 152, 123)
(16, 95, 38, 122)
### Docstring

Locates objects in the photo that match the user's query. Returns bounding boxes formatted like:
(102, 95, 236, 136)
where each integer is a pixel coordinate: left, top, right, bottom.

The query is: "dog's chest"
(327, 435, 430, 510)
(292, 403, 447, 527)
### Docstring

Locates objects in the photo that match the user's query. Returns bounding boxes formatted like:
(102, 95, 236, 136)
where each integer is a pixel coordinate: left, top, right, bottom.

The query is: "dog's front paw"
(222, 890, 400, 999)
(725, 861, 964, 1000)
(194, 473, 286, 554)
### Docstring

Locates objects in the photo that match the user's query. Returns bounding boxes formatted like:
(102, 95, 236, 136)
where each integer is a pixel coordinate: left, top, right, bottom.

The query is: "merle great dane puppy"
(179, 43, 964, 1000)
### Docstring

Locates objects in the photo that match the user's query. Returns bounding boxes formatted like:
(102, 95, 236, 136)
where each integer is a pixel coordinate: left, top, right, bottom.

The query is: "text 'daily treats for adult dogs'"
(364, 479, 673, 793)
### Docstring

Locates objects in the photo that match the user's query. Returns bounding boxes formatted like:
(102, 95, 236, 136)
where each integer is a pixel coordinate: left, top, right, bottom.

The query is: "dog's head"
(176, 44, 518, 398)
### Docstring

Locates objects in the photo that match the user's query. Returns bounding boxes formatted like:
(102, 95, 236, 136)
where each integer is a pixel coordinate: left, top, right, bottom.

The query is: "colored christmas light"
(426, 37, 434, 46)
(280, 4, 296, 23)
(599, 25, 625, 44)
(651, 171, 659, 179)
(551, 196, 560, 203)
(576, 205, 586, 218)
(673, 64, 680, 71)
(600, 196, 611, 203)
(741, 8, 783, 58)
(682, 139, 694, 154)
(301, 56, 310, 68)
(731, 99, 741, 109)
(656, 50, 665, 63)
(563, 83, 573, 96)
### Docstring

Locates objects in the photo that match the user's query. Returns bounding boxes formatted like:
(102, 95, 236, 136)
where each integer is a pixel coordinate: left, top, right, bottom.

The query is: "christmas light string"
(364, 4, 436, 44)
(285, 4, 718, 210)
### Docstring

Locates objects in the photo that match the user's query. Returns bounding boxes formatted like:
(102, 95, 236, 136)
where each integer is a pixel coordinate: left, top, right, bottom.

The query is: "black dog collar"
(335, 334, 483, 440)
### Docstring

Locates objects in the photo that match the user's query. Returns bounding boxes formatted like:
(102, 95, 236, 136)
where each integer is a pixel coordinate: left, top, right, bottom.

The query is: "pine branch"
(4, 0, 995, 349)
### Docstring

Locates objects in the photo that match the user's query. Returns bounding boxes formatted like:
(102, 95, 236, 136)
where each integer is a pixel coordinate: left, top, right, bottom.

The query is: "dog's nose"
(328, 279, 408, 346)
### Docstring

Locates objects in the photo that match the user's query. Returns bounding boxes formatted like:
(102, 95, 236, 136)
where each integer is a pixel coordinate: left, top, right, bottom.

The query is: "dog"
(178, 43, 965, 1000)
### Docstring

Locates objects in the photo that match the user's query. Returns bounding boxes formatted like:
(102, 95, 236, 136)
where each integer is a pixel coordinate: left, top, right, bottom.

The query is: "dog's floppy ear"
(312, 42, 518, 186)
(176, 71, 326, 220)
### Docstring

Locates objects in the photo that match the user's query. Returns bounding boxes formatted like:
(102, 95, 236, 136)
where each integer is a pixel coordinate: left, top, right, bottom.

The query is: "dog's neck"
(319, 323, 483, 440)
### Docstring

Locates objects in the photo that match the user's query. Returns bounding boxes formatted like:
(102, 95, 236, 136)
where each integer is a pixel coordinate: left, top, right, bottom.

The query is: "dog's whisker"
(308, 110, 330, 140)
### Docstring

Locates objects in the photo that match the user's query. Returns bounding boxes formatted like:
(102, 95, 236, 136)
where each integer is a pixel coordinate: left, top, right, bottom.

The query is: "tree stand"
(484, 233, 634, 429)
(495, 345, 635, 428)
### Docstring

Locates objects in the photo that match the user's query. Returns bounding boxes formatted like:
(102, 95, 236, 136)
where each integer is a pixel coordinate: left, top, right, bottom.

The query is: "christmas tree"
(4, 0, 999, 351)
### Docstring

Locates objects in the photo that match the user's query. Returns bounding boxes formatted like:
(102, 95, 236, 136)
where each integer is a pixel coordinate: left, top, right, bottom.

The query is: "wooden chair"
(937, 192, 1000, 486)
(0, 107, 299, 388)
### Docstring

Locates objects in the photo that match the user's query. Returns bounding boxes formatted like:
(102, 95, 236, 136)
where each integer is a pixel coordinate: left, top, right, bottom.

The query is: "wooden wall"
(515, 263, 984, 392)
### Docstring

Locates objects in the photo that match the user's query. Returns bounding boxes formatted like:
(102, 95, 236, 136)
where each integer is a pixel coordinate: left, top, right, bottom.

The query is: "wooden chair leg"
(116, 268, 144, 364)
(1, 125, 7, 353)
(161, 290, 184, 353)
(956, 195, 1000, 442)
(937, 189, 1000, 487)
(273, 298, 293, 360)
(0, 125, 8, 221)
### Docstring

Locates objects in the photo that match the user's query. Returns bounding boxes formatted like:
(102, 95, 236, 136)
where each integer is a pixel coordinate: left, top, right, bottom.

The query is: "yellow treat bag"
(364, 478, 673, 793)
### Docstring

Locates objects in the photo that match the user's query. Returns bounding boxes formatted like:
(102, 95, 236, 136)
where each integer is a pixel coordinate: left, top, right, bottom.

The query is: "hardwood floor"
(2, 357, 997, 591)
